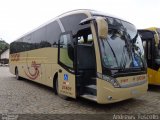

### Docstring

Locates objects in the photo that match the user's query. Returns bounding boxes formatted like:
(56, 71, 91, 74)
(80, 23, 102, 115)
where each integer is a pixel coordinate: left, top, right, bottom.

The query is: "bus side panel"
(148, 68, 160, 85)
(43, 63, 53, 87)
(18, 52, 27, 78)
(14, 48, 58, 87)
(42, 48, 58, 87)
(9, 52, 27, 76)
(155, 68, 160, 84)
(42, 63, 58, 88)
(155, 68, 160, 85)
(57, 66, 76, 98)
(9, 54, 16, 75)
(147, 68, 160, 86)
(23, 50, 42, 83)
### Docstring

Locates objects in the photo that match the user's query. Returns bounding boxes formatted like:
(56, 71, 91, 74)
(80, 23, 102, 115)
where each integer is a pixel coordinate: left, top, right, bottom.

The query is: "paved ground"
(0, 67, 160, 116)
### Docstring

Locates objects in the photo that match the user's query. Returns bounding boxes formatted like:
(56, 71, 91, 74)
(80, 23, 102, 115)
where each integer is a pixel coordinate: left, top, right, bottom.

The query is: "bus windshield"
(99, 17, 145, 70)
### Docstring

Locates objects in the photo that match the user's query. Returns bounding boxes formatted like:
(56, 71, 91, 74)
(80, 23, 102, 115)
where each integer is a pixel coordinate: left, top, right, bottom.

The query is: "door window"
(59, 33, 74, 69)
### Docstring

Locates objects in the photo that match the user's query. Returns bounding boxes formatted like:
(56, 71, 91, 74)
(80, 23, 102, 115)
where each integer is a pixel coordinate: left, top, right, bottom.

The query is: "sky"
(0, 0, 159, 43)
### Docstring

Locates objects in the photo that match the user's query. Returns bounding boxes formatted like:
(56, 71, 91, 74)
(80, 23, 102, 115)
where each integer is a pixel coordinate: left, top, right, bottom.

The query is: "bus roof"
(12, 9, 133, 42)
(58, 9, 133, 25)
(138, 29, 155, 40)
(146, 27, 160, 32)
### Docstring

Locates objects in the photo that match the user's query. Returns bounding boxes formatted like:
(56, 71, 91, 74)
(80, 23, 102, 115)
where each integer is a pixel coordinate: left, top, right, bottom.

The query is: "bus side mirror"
(96, 17, 108, 39)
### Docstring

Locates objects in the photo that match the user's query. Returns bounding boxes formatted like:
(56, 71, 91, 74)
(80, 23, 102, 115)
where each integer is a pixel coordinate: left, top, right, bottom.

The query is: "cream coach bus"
(10, 10, 148, 104)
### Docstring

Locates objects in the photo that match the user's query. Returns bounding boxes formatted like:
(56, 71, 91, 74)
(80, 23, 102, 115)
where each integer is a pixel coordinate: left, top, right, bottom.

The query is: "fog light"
(108, 96, 112, 100)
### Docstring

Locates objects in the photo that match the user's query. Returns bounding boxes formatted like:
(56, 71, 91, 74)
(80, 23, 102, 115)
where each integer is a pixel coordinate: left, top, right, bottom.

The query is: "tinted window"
(46, 21, 61, 46)
(10, 21, 61, 54)
(60, 14, 88, 35)
(59, 33, 73, 68)
(33, 27, 46, 43)
(23, 34, 36, 51)
(10, 38, 25, 54)
(100, 17, 144, 69)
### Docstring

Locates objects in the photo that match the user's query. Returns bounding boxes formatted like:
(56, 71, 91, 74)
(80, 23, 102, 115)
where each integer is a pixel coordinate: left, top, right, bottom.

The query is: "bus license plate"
(131, 89, 139, 95)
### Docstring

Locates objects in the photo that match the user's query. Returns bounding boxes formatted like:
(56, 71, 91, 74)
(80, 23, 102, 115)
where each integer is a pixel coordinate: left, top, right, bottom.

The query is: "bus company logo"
(63, 81, 69, 85)
(133, 77, 136, 81)
(24, 61, 41, 80)
(11, 53, 20, 61)
(120, 79, 128, 84)
(136, 76, 145, 81)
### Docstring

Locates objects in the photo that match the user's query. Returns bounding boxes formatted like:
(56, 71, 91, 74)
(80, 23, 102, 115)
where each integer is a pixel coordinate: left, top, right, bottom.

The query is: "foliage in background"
(0, 40, 9, 54)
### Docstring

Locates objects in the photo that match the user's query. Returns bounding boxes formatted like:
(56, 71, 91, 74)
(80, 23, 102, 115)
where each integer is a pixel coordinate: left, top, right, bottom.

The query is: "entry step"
(85, 85, 97, 89)
(81, 94, 97, 102)
(84, 84, 97, 95)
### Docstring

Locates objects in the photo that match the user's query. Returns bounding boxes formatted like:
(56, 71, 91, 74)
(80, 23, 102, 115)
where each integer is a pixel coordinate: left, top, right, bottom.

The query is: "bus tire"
(15, 67, 21, 80)
(53, 73, 58, 95)
(55, 78, 69, 100)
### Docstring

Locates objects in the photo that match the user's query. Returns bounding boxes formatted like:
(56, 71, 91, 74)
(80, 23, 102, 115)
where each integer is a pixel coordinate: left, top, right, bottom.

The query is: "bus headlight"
(97, 72, 120, 88)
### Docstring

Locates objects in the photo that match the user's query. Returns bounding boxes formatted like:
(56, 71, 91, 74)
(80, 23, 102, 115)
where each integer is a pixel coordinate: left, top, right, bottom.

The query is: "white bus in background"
(0, 49, 9, 66)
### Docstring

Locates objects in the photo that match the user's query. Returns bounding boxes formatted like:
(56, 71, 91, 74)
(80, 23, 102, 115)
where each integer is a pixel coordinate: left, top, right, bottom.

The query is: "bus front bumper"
(96, 79, 148, 104)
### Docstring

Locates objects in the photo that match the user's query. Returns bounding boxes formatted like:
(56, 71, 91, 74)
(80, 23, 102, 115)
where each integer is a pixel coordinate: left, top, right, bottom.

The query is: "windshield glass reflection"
(99, 17, 145, 70)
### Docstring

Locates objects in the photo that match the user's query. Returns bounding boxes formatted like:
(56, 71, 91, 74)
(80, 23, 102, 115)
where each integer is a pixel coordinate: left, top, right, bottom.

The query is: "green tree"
(0, 39, 9, 54)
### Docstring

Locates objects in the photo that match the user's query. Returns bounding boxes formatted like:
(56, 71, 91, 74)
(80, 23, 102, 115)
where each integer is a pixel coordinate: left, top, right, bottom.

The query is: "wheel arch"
(53, 72, 58, 94)
(15, 66, 18, 75)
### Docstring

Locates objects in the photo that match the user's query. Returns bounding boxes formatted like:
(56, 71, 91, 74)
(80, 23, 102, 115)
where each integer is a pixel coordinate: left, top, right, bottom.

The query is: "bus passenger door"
(57, 32, 76, 98)
(143, 40, 153, 68)
(143, 39, 156, 83)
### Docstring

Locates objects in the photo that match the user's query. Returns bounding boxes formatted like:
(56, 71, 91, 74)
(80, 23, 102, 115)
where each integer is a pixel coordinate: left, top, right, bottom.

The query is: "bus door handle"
(59, 69, 62, 73)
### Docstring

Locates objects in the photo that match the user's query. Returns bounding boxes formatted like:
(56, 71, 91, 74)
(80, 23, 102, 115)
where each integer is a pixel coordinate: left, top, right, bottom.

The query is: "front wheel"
(55, 78, 69, 100)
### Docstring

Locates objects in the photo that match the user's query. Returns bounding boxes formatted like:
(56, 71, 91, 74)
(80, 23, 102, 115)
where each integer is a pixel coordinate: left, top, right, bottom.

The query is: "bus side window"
(59, 33, 74, 69)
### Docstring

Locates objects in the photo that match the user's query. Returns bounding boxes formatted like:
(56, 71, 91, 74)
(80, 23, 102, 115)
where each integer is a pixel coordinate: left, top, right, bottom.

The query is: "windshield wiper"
(106, 40, 119, 66)
(131, 32, 146, 69)
(133, 47, 146, 69)
(119, 30, 140, 70)
(119, 45, 128, 71)
(106, 67, 123, 70)
(131, 32, 138, 44)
